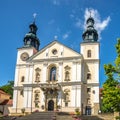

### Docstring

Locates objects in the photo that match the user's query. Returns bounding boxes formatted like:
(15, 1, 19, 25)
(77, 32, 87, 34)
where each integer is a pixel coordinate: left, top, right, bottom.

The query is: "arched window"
(87, 50, 91, 58)
(21, 76, 25, 82)
(50, 67, 56, 81)
(87, 73, 91, 79)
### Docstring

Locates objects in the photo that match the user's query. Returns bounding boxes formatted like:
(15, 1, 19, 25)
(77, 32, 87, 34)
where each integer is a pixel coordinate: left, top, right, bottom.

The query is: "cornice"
(30, 56, 82, 63)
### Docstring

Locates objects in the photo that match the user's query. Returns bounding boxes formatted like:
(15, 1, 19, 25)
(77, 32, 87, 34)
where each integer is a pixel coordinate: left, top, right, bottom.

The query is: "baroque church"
(11, 16, 100, 115)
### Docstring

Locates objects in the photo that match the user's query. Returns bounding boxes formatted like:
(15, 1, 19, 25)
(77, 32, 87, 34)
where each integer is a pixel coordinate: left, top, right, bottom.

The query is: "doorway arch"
(48, 100, 54, 111)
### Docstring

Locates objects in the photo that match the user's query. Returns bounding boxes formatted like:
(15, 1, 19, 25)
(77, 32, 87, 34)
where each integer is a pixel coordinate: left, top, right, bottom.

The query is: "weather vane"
(33, 13, 37, 23)
(89, 9, 92, 17)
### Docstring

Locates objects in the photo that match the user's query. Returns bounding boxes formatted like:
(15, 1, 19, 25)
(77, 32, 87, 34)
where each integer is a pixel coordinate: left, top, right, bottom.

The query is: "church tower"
(23, 21, 40, 50)
(12, 20, 40, 112)
(81, 16, 100, 115)
(15, 21, 40, 65)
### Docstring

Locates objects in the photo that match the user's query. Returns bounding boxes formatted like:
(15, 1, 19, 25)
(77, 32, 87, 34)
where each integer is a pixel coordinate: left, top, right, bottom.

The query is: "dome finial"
(33, 13, 37, 23)
(89, 10, 92, 17)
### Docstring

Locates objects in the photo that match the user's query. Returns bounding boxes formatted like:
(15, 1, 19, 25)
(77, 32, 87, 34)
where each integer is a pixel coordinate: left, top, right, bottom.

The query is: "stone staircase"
(0, 112, 114, 120)
(16, 112, 56, 120)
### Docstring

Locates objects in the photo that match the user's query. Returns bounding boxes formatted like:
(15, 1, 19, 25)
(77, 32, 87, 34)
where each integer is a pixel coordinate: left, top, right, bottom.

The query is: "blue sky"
(0, 0, 120, 87)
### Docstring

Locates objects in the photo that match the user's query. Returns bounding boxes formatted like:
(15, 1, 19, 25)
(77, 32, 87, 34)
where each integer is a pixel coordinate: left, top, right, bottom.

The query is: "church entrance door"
(85, 106, 91, 115)
(48, 100, 54, 111)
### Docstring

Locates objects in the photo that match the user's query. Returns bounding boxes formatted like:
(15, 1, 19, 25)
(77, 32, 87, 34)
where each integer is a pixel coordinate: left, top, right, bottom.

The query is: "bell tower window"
(87, 73, 91, 79)
(87, 50, 91, 58)
(21, 76, 25, 82)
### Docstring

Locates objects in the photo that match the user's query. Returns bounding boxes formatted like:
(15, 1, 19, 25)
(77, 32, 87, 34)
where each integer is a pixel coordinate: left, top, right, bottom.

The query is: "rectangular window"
(65, 102, 68, 107)
(87, 88, 91, 93)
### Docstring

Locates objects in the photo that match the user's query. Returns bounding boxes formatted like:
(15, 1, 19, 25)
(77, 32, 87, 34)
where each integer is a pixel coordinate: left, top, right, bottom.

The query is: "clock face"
(20, 52, 29, 61)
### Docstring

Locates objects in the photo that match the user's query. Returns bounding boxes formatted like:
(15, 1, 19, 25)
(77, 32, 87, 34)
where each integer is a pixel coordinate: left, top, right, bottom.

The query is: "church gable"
(29, 41, 81, 61)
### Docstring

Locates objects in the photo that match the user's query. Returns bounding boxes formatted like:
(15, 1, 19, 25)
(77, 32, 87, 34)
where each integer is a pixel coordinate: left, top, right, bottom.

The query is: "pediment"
(28, 41, 81, 61)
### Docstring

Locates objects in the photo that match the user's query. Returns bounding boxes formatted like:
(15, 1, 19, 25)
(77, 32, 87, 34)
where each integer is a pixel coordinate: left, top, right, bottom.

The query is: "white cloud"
(75, 18, 82, 29)
(84, 8, 111, 39)
(52, 0, 60, 5)
(63, 31, 71, 39)
(63, 33, 69, 39)
(70, 14, 75, 18)
(54, 35, 58, 40)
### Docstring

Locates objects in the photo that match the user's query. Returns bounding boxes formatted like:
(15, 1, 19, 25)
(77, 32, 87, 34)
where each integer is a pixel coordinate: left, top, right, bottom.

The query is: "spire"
(23, 14, 40, 50)
(82, 13, 98, 42)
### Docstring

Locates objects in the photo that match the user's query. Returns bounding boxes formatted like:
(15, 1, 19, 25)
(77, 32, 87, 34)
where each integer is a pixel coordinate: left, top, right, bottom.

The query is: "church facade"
(11, 16, 100, 115)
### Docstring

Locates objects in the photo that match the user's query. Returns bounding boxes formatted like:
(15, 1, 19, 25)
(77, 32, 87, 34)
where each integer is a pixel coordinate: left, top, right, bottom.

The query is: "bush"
(75, 108, 80, 116)
(116, 116, 120, 120)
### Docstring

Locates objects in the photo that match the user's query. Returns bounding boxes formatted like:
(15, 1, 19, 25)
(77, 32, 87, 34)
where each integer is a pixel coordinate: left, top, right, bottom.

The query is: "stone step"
(16, 112, 56, 120)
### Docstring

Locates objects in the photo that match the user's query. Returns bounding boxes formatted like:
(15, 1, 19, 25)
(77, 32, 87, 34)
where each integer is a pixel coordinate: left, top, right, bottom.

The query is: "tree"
(102, 38, 120, 113)
(0, 80, 14, 99)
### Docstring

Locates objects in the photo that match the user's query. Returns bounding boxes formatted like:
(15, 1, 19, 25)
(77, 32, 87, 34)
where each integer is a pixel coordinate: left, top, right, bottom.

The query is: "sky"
(0, 0, 120, 87)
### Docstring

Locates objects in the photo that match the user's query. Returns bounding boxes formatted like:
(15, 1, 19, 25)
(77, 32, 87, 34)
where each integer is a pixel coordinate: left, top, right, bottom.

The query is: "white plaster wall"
(93, 86, 99, 103)
(43, 64, 47, 82)
(77, 63, 81, 81)
(25, 66, 29, 84)
(71, 86, 76, 107)
(58, 91, 62, 106)
(45, 48, 49, 58)
(60, 46, 64, 57)
(76, 86, 81, 107)
(80, 43, 100, 59)
(27, 88, 32, 108)
(72, 62, 76, 81)
(23, 88, 28, 108)
(14, 66, 19, 86)
(94, 62, 99, 83)
(12, 90, 17, 108)
(29, 65, 33, 83)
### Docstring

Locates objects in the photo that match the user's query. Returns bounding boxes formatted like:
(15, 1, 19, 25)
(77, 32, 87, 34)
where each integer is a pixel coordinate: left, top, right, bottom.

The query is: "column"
(23, 87, 28, 108)
(76, 85, 81, 107)
(27, 87, 32, 108)
(72, 62, 76, 81)
(57, 91, 62, 106)
(41, 92, 45, 105)
(29, 65, 34, 83)
(14, 66, 19, 86)
(77, 62, 81, 81)
(94, 62, 99, 83)
(12, 89, 18, 108)
(71, 86, 76, 107)
(58, 62, 63, 82)
(25, 65, 29, 83)
(43, 63, 47, 82)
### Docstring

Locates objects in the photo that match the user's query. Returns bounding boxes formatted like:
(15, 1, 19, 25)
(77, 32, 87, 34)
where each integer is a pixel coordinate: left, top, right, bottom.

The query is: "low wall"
(98, 113, 114, 120)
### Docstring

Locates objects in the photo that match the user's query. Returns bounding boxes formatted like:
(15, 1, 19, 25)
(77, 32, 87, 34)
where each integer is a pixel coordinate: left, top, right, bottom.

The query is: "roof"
(0, 99, 13, 105)
(0, 89, 10, 96)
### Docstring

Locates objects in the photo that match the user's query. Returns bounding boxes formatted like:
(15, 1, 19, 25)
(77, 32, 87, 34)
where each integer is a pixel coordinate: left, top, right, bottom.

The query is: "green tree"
(0, 80, 14, 99)
(102, 38, 120, 113)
